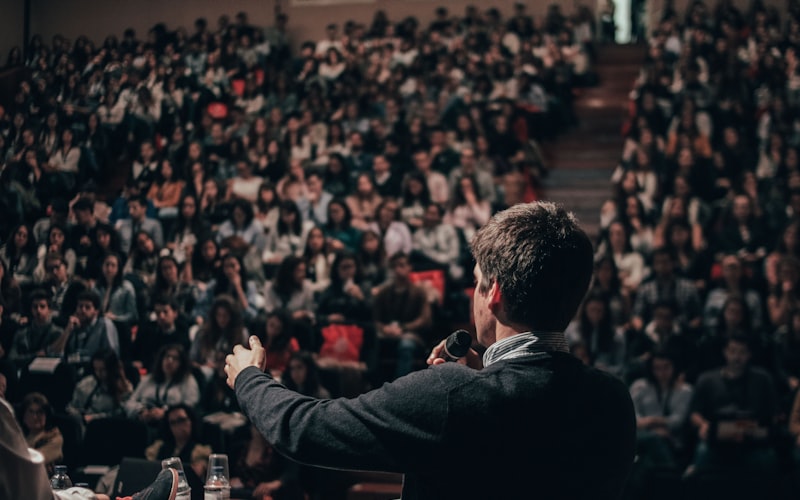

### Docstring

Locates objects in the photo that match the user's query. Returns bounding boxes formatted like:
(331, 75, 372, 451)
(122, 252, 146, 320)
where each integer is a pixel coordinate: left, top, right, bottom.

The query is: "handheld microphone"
(441, 329, 473, 362)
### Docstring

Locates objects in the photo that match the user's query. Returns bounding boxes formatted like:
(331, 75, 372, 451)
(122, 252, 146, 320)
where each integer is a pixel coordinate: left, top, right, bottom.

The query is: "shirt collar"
(482, 331, 570, 367)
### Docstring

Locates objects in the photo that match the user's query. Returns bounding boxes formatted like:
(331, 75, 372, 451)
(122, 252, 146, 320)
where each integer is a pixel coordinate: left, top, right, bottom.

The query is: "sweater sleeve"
(235, 365, 466, 473)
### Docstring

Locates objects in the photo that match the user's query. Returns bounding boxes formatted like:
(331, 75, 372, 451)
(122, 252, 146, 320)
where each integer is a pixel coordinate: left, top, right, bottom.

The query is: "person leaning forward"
(226, 201, 636, 500)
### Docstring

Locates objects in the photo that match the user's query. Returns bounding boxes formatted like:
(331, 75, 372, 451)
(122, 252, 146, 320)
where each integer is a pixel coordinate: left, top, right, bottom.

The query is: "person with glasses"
(145, 403, 211, 494)
(125, 344, 199, 426)
(9, 289, 63, 369)
(18, 391, 62, 474)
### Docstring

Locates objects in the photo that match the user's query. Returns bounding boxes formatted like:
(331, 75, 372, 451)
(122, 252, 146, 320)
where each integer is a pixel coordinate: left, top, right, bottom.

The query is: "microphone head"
(445, 329, 472, 359)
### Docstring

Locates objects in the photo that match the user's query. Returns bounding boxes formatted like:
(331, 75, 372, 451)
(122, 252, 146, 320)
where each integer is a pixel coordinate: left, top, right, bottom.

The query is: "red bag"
(409, 269, 446, 305)
(320, 324, 364, 362)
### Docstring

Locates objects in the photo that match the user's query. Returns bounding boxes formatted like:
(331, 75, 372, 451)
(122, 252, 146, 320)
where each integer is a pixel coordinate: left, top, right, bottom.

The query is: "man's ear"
(488, 281, 502, 312)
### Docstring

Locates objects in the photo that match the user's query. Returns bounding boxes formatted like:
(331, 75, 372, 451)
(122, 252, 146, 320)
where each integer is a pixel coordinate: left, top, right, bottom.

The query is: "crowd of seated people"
(573, 1, 800, 497)
(0, 3, 597, 497)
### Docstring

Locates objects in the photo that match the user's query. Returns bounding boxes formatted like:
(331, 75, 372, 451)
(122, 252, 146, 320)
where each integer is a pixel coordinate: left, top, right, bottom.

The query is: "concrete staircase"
(540, 44, 647, 240)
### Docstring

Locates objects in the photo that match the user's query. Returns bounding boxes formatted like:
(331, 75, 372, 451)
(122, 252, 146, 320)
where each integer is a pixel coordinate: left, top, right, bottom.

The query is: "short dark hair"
(471, 202, 593, 331)
(73, 197, 94, 212)
(128, 194, 147, 207)
(77, 290, 102, 310)
(389, 251, 409, 267)
(29, 289, 50, 307)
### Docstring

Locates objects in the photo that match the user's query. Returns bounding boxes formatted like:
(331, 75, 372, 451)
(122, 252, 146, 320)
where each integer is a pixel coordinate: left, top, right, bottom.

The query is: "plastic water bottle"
(176, 470, 192, 500)
(203, 465, 230, 499)
(163, 457, 192, 500)
(50, 465, 73, 491)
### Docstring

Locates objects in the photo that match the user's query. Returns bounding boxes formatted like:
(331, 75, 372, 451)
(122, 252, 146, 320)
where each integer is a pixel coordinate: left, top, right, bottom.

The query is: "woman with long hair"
(322, 153, 351, 198)
(596, 220, 646, 294)
(200, 178, 231, 231)
(82, 222, 122, 282)
(323, 199, 362, 252)
(346, 173, 383, 231)
(400, 171, 432, 231)
(93, 252, 138, 325)
(216, 198, 267, 255)
(590, 255, 630, 328)
(303, 226, 333, 294)
(0, 223, 38, 287)
(765, 221, 800, 291)
(146, 158, 185, 220)
(122, 231, 161, 289)
(317, 250, 373, 326)
(190, 237, 221, 285)
(67, 348, 133, 425)
(767, 256, 800, 328)
(151, 254, 199, 319)
(256, 309, 299, 379)
(167, 194, 210, 265)
(255, 182, 281, 233)
(565, 292, 626, 377)
(263, 200, 315, 265)
(264, 256, 316, 320)
(192, 253, 261, 323)
(446, 175, 492, 242)
(192, 295, 249, 378)
(357, 229, 388, 293)
(629, 350, 693, 469)
(281, 351, 330, 398)
(18, 392, 63, 473)
(125, 343, 200, 424)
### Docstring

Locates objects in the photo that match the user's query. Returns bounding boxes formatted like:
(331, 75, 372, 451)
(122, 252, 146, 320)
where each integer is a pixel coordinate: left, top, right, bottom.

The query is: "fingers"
(232, 344, 245, 355)
(426, 340, 447, 365)
(250, 335, 267, 371)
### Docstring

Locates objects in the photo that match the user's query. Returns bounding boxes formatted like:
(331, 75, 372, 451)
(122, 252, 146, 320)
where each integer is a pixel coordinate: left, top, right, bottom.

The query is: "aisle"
(541, 44, 646, 240)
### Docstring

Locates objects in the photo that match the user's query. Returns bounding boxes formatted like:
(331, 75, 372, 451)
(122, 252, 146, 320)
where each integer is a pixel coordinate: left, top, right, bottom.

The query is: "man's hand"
(225, 336, 267, 389)
(427, 338, 483, 370)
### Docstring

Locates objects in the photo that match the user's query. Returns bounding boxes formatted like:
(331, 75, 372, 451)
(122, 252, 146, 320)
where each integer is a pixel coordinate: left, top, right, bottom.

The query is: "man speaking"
(226, 201, 636, 499)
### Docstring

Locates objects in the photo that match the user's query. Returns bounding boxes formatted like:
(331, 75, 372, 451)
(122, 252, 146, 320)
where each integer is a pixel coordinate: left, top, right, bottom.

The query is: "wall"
(23, 0, 570, 52)
(0, 0, 791, 67)
(0, 0, 25, 67)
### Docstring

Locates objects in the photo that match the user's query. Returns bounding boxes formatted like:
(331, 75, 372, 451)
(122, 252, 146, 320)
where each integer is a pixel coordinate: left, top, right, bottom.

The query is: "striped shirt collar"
(482, 331, 570, 367)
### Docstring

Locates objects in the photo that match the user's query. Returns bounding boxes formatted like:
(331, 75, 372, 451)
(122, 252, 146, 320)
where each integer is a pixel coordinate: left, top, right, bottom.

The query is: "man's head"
(651, 247, 675, 280)
(652, 300, 676, 333)
(721, 254, 743, 284)
(127, 194, 147, 221)
(76, 291, 101, 324)
(46, 253, 68, 284)
(470, 202, 593, 344)
(73, 197, 95, 225)
(412, 149, 431, 172)
(723, 334, 752, 374)
(389, 252, 412, 282)
(460, 147, 476, 171)
(423, 203, 444, 228)
(373, 155, 390, 175)
(29, 290, 52, 324)
(154, 297, 179, 330)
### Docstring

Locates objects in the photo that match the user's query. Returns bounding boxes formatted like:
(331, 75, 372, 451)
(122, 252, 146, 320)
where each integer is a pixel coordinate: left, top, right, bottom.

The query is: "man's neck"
(722, 366, 746, 379)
